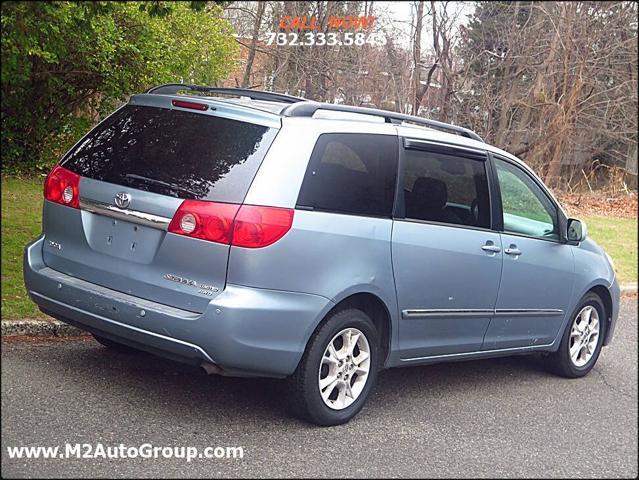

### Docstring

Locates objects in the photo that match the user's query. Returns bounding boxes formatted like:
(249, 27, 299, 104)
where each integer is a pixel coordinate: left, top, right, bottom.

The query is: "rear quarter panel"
(234, 119, 400, 362)
(226, 210, 399, 362)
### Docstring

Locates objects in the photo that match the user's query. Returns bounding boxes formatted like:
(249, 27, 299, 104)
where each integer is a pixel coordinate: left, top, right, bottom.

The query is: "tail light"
(168, 200, 240, 244)
(168, 200, 294, 248)
(172, 99, 209, 111)
(233, 204, 295, 248)
(44, 165, 80, 209)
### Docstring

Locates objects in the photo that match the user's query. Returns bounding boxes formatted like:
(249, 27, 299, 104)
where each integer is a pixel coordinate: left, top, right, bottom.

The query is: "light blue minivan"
(24, 84, 620, 425)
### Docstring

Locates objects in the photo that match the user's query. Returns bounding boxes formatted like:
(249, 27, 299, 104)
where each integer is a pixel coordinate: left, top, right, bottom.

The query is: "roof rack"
(146, 83, 305, 104)
(146, 83, 483, 142)
(281, 102, 484, 142)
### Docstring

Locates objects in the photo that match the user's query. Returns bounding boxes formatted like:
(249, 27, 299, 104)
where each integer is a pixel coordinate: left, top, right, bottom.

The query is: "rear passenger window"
(296, 134, 398, 217)
(401, 147, 491, 228)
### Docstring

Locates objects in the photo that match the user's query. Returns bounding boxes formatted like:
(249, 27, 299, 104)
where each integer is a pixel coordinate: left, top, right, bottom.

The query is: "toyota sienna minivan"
(24, 84, 620, 426)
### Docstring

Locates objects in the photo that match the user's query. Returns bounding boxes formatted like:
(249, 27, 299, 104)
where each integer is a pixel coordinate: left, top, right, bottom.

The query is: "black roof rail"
(146, 83, 305, 104)
(281, 101, 484, 142)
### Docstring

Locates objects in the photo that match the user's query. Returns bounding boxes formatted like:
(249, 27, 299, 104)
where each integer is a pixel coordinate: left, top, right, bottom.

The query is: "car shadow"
(17, 338, 554, 428)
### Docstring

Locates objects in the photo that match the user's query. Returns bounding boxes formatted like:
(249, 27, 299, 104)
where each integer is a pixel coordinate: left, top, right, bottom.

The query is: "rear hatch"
(41, 95, 280, 313)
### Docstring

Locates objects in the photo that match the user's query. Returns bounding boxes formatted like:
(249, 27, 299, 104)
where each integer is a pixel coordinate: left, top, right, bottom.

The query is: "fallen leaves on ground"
(556, 192, 638, 219)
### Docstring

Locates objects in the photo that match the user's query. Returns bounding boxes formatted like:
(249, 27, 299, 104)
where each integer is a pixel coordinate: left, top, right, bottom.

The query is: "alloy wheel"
(569, 305, 600, 367)
(318, 327, 371, 410)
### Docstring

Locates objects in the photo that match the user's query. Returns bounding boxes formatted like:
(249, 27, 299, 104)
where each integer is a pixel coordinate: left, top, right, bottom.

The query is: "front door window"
(494, 158, 559, 240)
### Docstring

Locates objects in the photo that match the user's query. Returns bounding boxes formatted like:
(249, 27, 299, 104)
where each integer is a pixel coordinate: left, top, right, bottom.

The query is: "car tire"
(542, 292, 606, 378)
(288, 308, 379, 426)
(92, 334, 141, 354)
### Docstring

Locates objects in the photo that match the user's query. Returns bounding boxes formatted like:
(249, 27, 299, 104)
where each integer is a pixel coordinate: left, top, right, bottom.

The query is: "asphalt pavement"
(1, 299, 637, 478)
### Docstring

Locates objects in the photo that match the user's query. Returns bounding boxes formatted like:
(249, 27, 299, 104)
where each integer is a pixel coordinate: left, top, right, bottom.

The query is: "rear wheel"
(92, 334, 141, 354)
(289, 308, 379, 426)
(542, 293, 605, 378)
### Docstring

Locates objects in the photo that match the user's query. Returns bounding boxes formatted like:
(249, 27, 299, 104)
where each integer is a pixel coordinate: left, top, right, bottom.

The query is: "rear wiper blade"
(124, 174, 198, 197)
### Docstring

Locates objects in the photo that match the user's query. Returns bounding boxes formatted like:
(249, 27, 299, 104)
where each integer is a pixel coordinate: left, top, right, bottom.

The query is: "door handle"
(505, 246, 522, 256)
(481, 243, 501, 253)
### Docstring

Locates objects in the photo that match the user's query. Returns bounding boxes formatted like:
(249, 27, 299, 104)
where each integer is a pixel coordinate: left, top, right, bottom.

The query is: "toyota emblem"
(114, 192, 131, 209)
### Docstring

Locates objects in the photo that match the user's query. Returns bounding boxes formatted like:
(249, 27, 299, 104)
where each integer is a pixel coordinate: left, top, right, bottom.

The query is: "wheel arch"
(546, 279, 614, 352)
(304, 291, 394, 370)
(555, 282, 613, 348)
(589, 284, 613, 338)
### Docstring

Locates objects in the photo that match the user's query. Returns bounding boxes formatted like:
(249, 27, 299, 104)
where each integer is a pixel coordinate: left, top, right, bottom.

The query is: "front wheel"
(288, 308, 379, 426)
(542, 293, 606, 378)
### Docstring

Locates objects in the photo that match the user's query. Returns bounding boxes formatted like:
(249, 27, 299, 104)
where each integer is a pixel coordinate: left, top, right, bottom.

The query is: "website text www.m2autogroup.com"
(6, 443, 244, 462)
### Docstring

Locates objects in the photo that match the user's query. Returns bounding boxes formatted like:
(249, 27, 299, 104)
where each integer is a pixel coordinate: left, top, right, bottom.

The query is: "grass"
(2, 177, 48, 319)
(1, 178, 637, 321)
(581, 215, 638, 285)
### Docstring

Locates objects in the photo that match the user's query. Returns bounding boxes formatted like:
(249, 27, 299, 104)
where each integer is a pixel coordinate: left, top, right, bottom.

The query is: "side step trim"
(402, 309, 493, 318)
(402, 308, 564, 319)
(400, 343, 554, 363)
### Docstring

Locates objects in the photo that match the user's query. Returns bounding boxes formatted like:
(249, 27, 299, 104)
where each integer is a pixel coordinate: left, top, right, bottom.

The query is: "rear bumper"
(24, 237, 333, 377)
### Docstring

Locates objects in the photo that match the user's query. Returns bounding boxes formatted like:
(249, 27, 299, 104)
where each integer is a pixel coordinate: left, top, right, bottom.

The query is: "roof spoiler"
(146, 83, 305, 104)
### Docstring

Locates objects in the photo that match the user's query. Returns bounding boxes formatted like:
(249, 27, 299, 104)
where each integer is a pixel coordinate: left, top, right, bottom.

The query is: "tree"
(221, 1, 637, 190)
(456, 1, 638, 189)
(242, 0, 266, 87)
(1, 1, 238, 173)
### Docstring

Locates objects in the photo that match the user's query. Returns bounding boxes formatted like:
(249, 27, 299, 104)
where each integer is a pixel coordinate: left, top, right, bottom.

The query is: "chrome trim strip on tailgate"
(79, 198, 171, 231)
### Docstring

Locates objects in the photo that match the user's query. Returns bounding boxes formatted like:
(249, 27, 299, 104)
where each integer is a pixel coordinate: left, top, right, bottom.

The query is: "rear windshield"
(61, 105, 278, 202)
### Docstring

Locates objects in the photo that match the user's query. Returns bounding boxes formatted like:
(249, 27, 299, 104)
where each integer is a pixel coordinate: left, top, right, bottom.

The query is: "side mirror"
(566, 218, 587, 243)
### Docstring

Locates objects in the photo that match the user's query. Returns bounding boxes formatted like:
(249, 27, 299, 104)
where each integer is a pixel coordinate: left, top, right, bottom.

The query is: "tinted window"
(62, 105, 278, 202)
(402, 148, 490, 228)
(296, 134, 398, 217)
(494, 158, 558, 240)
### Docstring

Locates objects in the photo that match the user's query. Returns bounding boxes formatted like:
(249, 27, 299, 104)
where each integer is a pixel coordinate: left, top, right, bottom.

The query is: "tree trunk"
(627, 144, 638, 176)
(411, 1, 424, 115)
(545, 3, 579, 188)
(509, 11, 560, 153)
(241, 1, 266, 88)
